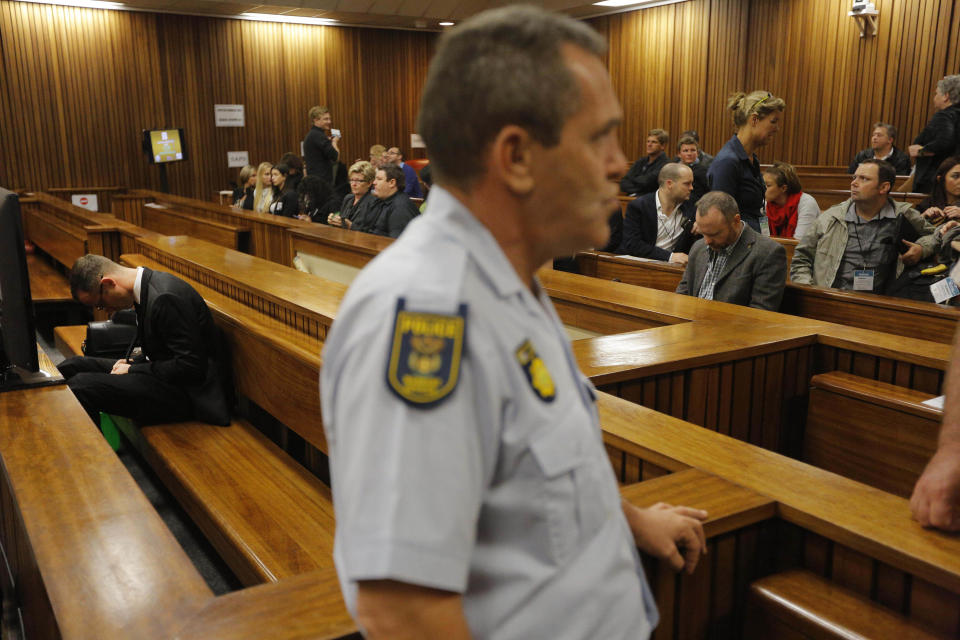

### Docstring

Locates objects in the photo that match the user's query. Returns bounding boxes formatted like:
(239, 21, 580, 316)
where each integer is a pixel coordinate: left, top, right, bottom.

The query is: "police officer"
(320, 7, 707, 638)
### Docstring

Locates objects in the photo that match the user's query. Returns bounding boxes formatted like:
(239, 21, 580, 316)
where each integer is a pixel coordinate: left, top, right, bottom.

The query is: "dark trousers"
(58, 356, 193, 426)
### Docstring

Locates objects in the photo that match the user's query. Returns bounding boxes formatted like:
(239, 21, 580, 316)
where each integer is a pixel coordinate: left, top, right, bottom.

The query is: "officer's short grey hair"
(417, 5, 606, 190)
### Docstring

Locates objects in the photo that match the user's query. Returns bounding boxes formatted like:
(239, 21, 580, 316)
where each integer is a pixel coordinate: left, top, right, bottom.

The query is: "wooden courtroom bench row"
(574, 249, 960, 344)
(142, 201, 251, 252)
(112, 189, 315, 264)
(45, 185, 126, 212)
(107, 232, 960, 636)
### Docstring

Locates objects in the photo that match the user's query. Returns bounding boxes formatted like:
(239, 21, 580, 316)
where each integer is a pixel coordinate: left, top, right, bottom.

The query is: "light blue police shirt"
(321, 186, 658, 639)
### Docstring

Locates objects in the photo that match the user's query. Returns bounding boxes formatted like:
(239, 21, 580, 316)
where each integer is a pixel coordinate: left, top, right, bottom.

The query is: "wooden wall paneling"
(908, 576, 960, 636)
(702, 0, 749, 154)
(875, 562, 909, 614)
(830, 545, 874, 598)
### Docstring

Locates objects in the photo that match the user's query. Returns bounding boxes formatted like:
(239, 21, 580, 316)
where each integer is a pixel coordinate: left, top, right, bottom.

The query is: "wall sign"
(71, 194, 98, 211)
(215, 104, 245, 127)
(227, 151, 250, 168)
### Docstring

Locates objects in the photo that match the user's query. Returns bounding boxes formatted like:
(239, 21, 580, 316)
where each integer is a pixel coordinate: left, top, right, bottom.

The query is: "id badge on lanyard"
(853, 269, 875, 291)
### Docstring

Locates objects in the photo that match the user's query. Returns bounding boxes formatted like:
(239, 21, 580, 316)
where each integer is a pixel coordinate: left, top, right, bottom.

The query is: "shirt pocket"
(528, 413, 616, 565)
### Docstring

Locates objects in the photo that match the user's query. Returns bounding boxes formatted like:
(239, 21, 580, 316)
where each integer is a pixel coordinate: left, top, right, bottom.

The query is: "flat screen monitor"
(142, 128, 187, 164)
(0, 188, 40, 375)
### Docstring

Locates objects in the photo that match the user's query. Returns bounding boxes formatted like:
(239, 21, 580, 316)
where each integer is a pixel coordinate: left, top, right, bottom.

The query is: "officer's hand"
(900, 240, 923, 266)
(625, 501, 707, 574)
(111, 361, 131, 375)
(910, 442, 960, 531)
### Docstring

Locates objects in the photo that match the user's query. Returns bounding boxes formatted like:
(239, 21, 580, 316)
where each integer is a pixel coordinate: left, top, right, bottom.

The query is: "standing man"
(676, 191, 787, 311)
(619, 162, 698, 264)
(848, 123, 911, 175)
(321, 7, 707, 639)
(791, 159, 937, 293)
(384, 146, 424, 198)
(620, 128, 669, 196)
(57, 254, 229, 426)
(303, 106, 340, 185)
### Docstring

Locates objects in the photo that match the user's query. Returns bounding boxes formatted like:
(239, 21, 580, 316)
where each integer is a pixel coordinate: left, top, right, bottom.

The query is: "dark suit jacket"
(675, 224, 787, 311)
(368, 191, 419, 238)
(618, 191, 697, 261)
(128, 268, 229, 424)
(620, 153, 668, 195)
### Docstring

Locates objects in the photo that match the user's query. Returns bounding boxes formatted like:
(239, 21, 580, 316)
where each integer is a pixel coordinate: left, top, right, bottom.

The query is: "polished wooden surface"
(620, 469, 775, 538)
(177, 568, 356, 640)
(53, 324, 86, 358)
(130, 419, 336, 585)
(805, 372, 941, 498)
(0, 385, 212, 639)
(288, 224, 394, 270)
(577, 249, 960, 344)
(0, 2, 433, 197)
(141, 203, 249, 252)
(746, 570, 947, 640)
(26, 253, 71, 302)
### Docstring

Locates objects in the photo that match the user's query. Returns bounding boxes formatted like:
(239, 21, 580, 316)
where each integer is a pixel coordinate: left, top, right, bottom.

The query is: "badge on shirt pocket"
(516, 339, 556, 402)
(386, 299, 467, 407)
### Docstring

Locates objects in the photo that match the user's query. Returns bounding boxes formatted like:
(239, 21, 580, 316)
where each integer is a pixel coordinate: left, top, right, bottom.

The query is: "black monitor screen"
(0, 188, 39, 374)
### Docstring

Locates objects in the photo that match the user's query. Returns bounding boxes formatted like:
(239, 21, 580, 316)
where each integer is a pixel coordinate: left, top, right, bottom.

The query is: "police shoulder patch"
(515, 339, 556, 402)
(386, 299, 467, 407)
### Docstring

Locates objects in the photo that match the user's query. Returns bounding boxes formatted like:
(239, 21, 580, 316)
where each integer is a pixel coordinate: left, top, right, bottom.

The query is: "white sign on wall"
(71, 194, 98, 211)
(227, 151, 250, 168)
(410, 133, 425, 149)
(215, 104, 245, 127)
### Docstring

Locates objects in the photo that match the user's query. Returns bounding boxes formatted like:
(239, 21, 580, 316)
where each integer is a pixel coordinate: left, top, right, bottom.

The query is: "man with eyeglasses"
(56, 254, 229, 427)
(384, 146, 423, 198)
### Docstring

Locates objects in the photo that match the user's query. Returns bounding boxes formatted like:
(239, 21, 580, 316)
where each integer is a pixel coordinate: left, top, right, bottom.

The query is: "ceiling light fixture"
(592, 0, 689, 8)
(439, 21, 454, 26)
(20, 0, 123, 9)
(239, 13, 338, 26)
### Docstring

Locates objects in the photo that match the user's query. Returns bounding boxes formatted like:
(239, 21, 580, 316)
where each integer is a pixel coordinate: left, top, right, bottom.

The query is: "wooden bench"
(46, 186, 126, 212)
(111, 251, 339, 587)
(26, 253, 71, 304)
(53, 324, 86, 358)
(804, 371, 941, 498)
(746, 570, 948, 639)
(141, 202, 250, 252)
(807, 188, 926, 209)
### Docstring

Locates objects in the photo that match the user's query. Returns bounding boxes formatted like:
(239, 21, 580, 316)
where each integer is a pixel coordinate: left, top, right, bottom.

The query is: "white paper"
(215, 104, 245, 127)
(922, 395, 945, 410)
(71, 194, 98, 211)
(411, 133, 425, 149)
(227, 151, 250, 168)
(759, 215, 771, 237)
(614, 255, 668, 263)
(930, 277, 960, 304)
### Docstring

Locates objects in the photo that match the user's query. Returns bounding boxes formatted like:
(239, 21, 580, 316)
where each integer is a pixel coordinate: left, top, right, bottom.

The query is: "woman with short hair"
(329, 161, 377, 230)
(910, 75, 960, 194)
(763, 161, 821, 239)
(232, 165, 256, 210)
(708, 90, 786, 233)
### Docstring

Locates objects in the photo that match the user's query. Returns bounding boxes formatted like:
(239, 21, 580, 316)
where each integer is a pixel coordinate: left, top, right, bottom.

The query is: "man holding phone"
(304, 105, 340, 185)
(791, 159, 937, 293)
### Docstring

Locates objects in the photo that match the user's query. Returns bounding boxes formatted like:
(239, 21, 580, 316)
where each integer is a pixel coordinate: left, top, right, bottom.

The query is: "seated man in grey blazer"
(676, 191, 787, 311)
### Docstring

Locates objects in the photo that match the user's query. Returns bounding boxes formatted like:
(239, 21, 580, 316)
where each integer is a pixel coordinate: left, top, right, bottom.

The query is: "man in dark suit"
(675, 134, 711, 205)
(57, 254, 229, 426)
(676, 191, 787, 311)
(620, 128, 669, 196)
(619, 162, 698, 264)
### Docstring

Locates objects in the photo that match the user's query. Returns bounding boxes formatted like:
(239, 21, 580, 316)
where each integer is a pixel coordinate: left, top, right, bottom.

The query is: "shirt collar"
(423, 186, 524, 298)
(728, 134, 751, 161)
(655, 189, 678, 218)
(846, 200, 897, 222)
(133, 266, 144, 304)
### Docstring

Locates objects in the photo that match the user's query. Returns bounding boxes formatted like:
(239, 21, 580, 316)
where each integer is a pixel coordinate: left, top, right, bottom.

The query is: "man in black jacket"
(675, 135, 710, 205)
(910, 76, 960, 194)
(848, 123, 911, 175)
(620, 128, 669, 196)
(57, 254, 229, 426)
(303, 105, 340, 185)
(619, 162, 698, 264)
(363, 164, 419, 238)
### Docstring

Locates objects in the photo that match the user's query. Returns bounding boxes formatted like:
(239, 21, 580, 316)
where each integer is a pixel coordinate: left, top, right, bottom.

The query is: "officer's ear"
(488, 125, 535, 197)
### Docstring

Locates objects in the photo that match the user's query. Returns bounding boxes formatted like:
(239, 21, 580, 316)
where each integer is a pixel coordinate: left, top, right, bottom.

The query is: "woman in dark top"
(329, 161, 377, 229)
(297, 175, 336, 223)
(918, 156, 960, 223)
(269, 162, 299, 218)
(232, 164, 256, 210)
(707, 90, 785, 233)
(909, 75, 960, 194)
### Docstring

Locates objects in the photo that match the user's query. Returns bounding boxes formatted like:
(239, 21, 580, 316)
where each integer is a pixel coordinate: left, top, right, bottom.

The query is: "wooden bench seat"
(746, 569, 948, 639)
(26, 253, 71, 303)
(115, 416, 336, 587)
(53, 324, 86, 358)
(804, 371, 941, 498)
(142, 202, 250, 252)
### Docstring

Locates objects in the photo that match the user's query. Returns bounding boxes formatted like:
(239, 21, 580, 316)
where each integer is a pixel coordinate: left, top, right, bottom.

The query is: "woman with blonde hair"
(253, 162, 273, 213)
(708, 90, 785, 233)
(232, 165, 257, 210)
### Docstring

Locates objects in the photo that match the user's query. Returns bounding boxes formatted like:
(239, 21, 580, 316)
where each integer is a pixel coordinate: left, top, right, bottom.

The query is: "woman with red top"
(763, 161, 821, 239)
